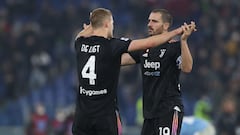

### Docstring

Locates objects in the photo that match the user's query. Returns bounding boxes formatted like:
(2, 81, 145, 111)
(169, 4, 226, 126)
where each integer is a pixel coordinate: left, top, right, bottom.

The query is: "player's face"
(107, 16, 114, 38)
(148, 12, 164, 36)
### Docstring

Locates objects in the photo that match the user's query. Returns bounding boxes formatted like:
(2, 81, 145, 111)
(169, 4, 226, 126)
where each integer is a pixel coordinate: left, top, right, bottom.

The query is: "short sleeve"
(129, 51, 141, 63)
(74, 37, 84, 51)
(170, 42, 181, 69)
(171, 41, 181, 60)
(110, 38, 132, 56)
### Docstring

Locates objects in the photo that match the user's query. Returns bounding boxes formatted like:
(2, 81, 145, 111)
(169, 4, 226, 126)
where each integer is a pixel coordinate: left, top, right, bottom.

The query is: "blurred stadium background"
(0, 0, 239, 135)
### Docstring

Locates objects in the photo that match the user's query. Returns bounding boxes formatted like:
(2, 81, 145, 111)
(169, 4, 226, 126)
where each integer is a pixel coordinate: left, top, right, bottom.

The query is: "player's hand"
(76, 23, 93, 39)
(83, 23, 93, 33)
(181, 21, 196, 41)
(83, 23, 92, 30)
(175, 22, 196, 35)
(83, 23, 88, 29)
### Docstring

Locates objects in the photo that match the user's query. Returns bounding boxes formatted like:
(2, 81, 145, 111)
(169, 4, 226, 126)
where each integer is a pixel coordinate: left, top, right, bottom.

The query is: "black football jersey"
(130, 42, 182, 118)
(74, 36, 131, 117)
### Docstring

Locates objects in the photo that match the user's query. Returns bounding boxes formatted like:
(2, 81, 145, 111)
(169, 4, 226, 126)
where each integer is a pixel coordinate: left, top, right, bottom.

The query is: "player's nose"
(147, 22, 152, 27)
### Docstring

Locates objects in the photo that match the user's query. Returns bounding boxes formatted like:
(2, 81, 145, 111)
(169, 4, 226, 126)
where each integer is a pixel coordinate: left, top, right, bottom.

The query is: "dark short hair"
(90, 8, 112, 28)
(151, 9, 173, 26)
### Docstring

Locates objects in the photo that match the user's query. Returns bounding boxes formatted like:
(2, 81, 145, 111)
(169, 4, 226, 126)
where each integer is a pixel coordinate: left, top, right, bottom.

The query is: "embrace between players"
(73, 8, 196, 135)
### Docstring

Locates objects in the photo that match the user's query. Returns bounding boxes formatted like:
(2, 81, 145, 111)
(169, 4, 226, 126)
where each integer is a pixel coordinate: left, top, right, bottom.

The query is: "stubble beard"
(148, 25, 164, 36)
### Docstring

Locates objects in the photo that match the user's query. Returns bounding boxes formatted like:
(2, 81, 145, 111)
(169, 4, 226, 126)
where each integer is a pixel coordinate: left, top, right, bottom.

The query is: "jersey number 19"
(81, 56, 96, 85)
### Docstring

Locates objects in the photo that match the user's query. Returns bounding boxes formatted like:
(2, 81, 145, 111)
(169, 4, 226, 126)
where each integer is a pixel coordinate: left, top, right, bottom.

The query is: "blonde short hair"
(90, 8, 112, 28)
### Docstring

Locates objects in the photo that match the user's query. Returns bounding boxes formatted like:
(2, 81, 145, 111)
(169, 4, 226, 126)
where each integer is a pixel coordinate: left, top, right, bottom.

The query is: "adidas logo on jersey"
(142, 49, 149, 57)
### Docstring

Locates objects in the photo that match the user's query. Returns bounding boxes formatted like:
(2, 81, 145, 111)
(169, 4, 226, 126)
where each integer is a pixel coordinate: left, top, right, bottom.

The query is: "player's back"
(74, 36, 130, 117)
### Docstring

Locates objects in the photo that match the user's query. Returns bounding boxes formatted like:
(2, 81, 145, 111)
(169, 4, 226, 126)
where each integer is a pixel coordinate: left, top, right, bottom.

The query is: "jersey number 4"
(81, 56, 96, 85)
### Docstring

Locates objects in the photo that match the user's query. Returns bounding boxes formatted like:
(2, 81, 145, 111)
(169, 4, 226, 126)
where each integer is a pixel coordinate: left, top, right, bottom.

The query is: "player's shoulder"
(167, 40, 180, 50)
(110, 37, 131, 42)
(75, 36, 84, 41)
(110, 37, 132, 46)
(75, 36, 90, 43)
(77, 36, 111, 44)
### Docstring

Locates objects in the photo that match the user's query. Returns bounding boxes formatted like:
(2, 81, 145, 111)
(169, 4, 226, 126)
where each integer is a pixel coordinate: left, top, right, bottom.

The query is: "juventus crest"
(159, 49, 166, 58)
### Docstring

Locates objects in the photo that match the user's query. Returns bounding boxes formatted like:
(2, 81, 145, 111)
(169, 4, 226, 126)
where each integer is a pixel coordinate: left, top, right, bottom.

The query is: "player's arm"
(120, 26, 183, 66)
(121, 53, 136, 65)
(180, 21, 196, 73)
(121, 23, 195, 66)
(127, 26, 183, 51)
(75, 23, 93, 40)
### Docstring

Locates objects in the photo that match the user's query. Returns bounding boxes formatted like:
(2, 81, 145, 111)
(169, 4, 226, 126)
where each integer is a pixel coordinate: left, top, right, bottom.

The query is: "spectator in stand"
(51, 110, 66, 135)
(216, 96, 238, 135)
(26, 103, 50, 135)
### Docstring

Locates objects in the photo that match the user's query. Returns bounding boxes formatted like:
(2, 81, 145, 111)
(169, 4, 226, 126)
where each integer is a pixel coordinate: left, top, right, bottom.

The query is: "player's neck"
(162, 30, 168, 34)
(92, 28, 108, 38)
(152, 30, 168, 36)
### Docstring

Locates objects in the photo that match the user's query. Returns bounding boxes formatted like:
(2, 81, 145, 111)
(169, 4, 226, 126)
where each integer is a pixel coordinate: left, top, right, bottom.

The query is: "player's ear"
(103, 20, 109, 28)
(163, 22, 170, 31)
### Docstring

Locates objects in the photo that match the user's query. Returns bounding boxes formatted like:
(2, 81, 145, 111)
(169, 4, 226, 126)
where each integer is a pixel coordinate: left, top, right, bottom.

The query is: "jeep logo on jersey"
(143, 60, 160, 70)
(159, 49, 166, 58)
